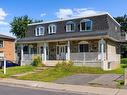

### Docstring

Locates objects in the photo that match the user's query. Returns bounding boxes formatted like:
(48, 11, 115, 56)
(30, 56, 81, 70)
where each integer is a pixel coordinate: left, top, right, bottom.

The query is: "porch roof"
(16, 31, 118, 43)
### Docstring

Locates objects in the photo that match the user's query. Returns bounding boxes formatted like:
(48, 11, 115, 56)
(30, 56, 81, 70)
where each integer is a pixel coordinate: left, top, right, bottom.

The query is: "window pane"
(79, 44, 89, 52)
(66, 23, 74, 32)
(37, 28, 39, 36)
(71, 24, 74, 30)
(53, 26, 56, 33)
(40, 27, 44, 35)
(86, 21, 92, 30)
(81, 22, 86, 30)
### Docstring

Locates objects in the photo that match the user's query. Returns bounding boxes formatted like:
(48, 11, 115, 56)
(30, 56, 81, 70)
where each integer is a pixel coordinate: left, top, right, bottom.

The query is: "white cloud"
(56, 9, 73, 19)
(0, 8, 8, 20)
(40, 13, 46, 17)
(0, 8, 12, 36)
(0, 8, 8, 26)
(0, 21, 9, 26)
(56, 8, 102, 19)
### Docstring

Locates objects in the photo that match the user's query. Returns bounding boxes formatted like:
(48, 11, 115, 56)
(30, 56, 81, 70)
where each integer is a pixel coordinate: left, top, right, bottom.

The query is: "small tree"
(115, 14, 127, 32)
(10, 15, 32, 38)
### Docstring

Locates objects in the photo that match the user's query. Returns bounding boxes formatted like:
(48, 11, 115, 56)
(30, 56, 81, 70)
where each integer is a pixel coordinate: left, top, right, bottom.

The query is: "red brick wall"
(0, 39, 15, 61)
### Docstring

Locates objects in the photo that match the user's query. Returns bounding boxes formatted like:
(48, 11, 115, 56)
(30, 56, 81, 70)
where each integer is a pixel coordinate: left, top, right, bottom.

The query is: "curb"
(0, 78, 126, 95)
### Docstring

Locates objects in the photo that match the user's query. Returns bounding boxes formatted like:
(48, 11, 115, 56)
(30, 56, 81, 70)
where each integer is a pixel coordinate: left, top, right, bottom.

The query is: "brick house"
(17, 12, 125, 70)
(0, 34, 15, 62)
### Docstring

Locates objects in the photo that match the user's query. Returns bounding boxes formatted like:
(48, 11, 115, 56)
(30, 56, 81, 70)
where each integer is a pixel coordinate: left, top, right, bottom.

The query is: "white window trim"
(48, 24, 57, 34)
(66, 21, 75, 32)
(35, 26, 45, 36)
(80, 19, 92, 31)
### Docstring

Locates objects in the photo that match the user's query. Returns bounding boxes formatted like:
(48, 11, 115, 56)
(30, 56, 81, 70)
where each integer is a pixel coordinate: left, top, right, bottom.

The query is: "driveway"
(54, 74, 101, 85)
(54, 74, 123, 88)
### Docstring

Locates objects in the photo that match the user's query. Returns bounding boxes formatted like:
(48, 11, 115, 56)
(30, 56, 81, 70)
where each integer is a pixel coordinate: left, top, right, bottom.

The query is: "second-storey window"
(48, 24, 56, 34)
(0, 40, 3, 48)
(35, 26, 45, 36)
(80, 19, 92, 31)
(66, 21, 75, 32)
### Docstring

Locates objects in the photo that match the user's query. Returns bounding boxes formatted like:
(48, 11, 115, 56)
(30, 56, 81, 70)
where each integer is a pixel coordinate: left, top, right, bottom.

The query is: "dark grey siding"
(107, 15, 122, 41)
(26, 14, 109, 37)
(16, 14, 124, 43)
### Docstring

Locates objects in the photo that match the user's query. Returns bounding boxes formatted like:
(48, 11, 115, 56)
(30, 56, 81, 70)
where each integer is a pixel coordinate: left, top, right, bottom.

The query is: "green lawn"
(17, 65, 125, 82)
(0, 66, 36, 78)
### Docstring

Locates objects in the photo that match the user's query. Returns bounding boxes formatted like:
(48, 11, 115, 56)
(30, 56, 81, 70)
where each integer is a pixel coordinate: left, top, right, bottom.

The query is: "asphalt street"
(0, 85, 97, 95)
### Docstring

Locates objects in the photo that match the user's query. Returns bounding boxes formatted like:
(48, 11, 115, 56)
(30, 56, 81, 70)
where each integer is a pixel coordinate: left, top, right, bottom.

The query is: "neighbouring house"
(0, 34, 15, 62)
(17, 12, 126, 70)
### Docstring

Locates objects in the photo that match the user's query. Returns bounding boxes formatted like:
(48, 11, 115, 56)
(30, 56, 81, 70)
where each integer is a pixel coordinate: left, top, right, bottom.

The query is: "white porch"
(19, 38, 108, 70)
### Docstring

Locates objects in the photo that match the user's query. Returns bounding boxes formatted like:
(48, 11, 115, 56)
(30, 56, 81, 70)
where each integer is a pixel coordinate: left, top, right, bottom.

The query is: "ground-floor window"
(79, 44, 89, 52)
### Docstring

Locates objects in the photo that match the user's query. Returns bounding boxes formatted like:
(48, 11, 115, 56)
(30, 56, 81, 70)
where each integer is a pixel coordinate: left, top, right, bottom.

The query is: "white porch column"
(20, 44, 24, 66)
(44, 42, 47, 61)
(101, 39, 104, 62)
(99, 38, 107, 70)
(67, 41, 70, 60)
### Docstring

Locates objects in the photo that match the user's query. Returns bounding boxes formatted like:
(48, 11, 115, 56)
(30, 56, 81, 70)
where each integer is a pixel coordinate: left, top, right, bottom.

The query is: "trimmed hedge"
(121, 58, 127, 64)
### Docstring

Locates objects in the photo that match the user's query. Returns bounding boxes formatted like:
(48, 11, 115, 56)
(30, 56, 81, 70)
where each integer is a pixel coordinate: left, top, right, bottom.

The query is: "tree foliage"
(115, 14, 127, 32)
(10, 15, 32, 38)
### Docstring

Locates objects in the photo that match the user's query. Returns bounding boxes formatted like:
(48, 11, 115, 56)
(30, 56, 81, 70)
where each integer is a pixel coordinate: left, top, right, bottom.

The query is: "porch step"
(44, 60, 63, 66)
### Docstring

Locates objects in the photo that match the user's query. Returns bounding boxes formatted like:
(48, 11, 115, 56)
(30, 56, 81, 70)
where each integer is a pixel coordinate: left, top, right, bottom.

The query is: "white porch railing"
(68, 52, 106, 67)
(23, 54, 44, 61)
(69, 52, 106, 61)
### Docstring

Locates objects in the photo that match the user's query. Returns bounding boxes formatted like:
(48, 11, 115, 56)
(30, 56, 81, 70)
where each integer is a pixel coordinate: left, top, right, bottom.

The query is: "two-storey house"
(17, 12, 123, 70)
(0, 34, 15, 62)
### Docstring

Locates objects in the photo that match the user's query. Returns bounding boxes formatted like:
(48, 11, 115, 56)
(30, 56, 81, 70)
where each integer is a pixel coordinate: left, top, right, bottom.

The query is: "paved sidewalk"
(0, 78, 126, 95)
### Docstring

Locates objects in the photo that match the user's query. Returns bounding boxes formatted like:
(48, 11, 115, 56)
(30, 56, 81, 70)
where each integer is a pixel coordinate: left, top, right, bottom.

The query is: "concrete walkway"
(0, 78, 126, 95)
(11, 67, 49, 77)
(89, 74, 122, 88)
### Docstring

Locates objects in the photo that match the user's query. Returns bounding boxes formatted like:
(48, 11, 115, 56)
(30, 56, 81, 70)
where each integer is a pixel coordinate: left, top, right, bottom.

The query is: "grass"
(17, 64, 125, 82)
(17, 68, 73, 82)
(0, 66, 36, 78)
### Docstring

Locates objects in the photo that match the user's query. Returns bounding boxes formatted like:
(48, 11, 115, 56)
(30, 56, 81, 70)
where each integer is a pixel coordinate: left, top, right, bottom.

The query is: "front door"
(56, 45, 67, 60)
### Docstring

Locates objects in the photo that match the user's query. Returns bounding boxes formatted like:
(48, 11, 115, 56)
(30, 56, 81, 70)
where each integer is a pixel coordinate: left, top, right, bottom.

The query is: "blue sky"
(0, 0, 127, 37)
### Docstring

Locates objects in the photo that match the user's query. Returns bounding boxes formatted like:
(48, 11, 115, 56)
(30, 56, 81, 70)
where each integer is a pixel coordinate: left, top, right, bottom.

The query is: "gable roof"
(0, 34, 15, 40)
(28, 12, 120, 26)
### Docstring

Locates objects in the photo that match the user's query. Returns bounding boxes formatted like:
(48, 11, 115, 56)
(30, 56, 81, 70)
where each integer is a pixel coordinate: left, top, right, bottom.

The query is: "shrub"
(121, 64, 127, 68)
(31, 56, 43, 67)
(121, 58, 127, 64)
(55, 61, 73, 71)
